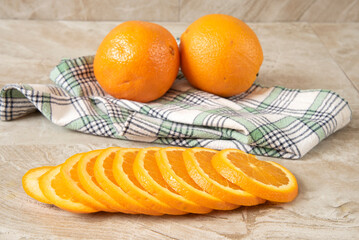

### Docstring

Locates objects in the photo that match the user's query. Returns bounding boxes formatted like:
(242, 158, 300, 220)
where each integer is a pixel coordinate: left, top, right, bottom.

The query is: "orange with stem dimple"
(77, 149, 135, 214)
(60, 153, 110, 212)
(133, 147, 212, 214)
(155, 147, 239, 210)
(183, 148, 265, 206)
(180, 14, 263, 97)
(94, 147, 162, 215)
(212, 149, 298, 203)
(93, 21, 179, 103)
(39, 165, 98, 213)
(113, 148, 186, 215)
(22, 166, 53, 204)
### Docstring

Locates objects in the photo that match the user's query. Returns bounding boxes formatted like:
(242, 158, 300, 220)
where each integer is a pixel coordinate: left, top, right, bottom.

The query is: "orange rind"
(39, 165, 98, 213)
(60, 152, 110, 212)
(133, 147, 212, 214)
(156, 147, 238, 210)
(77, 149, 135, 214)
(183, 148, 265, 206)
(22, 166, 53, 204)
(212, 149, 298, 203)
(93, 147, 163, 215)
(113, 148, 186, 215)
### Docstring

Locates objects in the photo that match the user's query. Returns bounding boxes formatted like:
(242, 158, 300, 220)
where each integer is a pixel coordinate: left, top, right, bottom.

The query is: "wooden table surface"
(0, 20, 358, 239)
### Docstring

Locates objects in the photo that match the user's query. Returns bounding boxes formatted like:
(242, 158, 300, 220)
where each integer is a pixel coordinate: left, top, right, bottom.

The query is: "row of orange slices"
(22, 147, 298, 215)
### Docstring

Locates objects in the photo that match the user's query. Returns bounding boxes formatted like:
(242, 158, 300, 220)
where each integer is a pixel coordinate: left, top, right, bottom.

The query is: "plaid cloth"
(0, 56, 351, 159)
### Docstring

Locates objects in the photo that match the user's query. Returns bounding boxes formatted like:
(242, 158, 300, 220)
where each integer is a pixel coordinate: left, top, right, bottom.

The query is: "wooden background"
(0, 0, 359, 22)
(0, 0, 359, 239)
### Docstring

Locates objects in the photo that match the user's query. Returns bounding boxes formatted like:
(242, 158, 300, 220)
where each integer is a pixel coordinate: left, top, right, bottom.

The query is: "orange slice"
(61, 152, 110, 212)
(212, 149, 298, 203)
(39, 165, 98, 213)
(133, 147, 212, 214)
(94, 147, 163, 215)
(113, 148, 186, 215)
(22, 166, 53, 204)
(183, 148, 265, 206)
(155, 147, 238, 210)
(77, 149, 135, 214)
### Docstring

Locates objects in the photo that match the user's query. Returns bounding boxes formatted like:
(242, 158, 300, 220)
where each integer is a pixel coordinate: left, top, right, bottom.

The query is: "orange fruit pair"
(94, 14, 263, 102)
(22, 146, 298, 215)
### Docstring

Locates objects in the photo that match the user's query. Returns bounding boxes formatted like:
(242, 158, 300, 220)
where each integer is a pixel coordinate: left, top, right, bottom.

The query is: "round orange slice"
(60, 152, 110, 212)
(39, 165, 98, 213)
(156, 147, 238, 210)
(212, 149, 298, 203)
(94, 147, 163, 215)
(113, 148, 186, 215)
(133, 147, 212, 214)
(183, 148, 265, 206)
(22, 166, 53, 204)
(77, 149, 135, 214)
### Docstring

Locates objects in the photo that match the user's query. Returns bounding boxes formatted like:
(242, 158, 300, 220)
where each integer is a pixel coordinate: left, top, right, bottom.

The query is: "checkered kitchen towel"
(0, 56, 351, 159)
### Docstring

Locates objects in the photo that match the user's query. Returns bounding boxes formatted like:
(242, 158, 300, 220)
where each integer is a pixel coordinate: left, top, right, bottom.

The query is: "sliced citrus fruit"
(77, 149, 135, 214)
(94, 147, 162, 215)
(183, 148, 265, 206)
(155, 147, 238, 210)
(61, 152, 110, 212)
(39, 165, 98, 213)
(22, 166, 53, 204)
(113, 148, 186, 215)
(133, 147, 212, 214)
(212, 149, 298, 203)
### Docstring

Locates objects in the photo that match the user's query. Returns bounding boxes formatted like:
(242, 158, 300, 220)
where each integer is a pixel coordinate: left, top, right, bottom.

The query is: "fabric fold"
(0, 56, 351, 159)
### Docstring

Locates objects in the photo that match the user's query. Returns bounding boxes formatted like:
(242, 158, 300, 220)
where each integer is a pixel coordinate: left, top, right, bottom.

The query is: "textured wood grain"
(300, 0, 359, 22)
(312, 23, 359, 91)
(0, 20, 359, 239)
(0, 0, 358, 22)
(0, 143, 358, 239)
(180, 0, 359, 22)
(0, 0, 179, 21)
(180, 0, 314, 22)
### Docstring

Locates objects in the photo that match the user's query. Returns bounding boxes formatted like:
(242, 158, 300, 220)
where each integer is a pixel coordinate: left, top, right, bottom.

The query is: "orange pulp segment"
(212, 149, 298, 203)
(113, 148, 186, 215)
(60, 152, 110, 212)
(133, 147, 212, 214)
(155, 147, 238, 210)
(183, 148, 265, 206)
(39, 165, 98, 213)
(77, 149, 135, 214)
(94, 147, 164, 215)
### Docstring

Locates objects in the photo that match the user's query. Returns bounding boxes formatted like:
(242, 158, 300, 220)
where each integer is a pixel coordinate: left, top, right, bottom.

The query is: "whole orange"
(93, 21, 179, 102)
(180, 14, 263, 97)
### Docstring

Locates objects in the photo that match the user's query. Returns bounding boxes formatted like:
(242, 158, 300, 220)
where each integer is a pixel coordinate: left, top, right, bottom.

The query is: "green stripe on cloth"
(0, 56, 352, 159)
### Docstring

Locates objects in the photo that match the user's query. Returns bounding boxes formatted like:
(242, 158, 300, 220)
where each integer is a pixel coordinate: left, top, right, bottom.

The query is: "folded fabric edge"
(0, 84, 301, 159)
(0, 84, 39, 121)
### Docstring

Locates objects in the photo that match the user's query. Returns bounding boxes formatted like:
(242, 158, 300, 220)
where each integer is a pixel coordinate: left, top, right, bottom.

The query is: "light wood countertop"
(0, 20, 358, 239)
